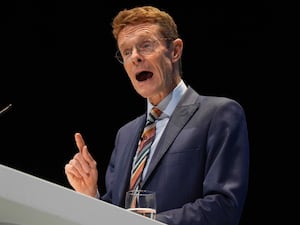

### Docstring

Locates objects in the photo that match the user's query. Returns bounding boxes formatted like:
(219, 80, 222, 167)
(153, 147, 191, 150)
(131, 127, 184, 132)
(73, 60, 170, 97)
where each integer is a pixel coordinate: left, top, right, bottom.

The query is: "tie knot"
(148, 107, 162, 123)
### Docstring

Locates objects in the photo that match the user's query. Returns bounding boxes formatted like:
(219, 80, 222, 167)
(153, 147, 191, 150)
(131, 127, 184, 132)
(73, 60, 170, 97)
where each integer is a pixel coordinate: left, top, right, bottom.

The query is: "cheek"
(124, 66, 134, 79)
(157, 59, 172, 77)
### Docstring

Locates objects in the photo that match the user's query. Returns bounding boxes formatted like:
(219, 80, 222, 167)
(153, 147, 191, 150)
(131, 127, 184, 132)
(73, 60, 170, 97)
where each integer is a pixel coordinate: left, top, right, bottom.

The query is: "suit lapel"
(115, 114, 146, 205)
(140, 87, 200, 187)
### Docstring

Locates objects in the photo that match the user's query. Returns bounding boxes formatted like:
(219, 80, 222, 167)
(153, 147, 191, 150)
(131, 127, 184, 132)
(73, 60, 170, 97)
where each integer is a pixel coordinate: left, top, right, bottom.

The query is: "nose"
(130, 48, 143, 63)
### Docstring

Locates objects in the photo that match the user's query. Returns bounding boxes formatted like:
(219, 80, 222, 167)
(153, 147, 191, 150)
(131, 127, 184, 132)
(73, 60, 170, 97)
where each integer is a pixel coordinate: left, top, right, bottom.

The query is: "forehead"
(117, 23, 161, 48)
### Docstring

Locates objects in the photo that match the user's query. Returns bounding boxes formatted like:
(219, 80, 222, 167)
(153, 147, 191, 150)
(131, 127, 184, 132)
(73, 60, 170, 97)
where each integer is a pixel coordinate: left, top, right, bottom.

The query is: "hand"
(65, 133, 98, 197)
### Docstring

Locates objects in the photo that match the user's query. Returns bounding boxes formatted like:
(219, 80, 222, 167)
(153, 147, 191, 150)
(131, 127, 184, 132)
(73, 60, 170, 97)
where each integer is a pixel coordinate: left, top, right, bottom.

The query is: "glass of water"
(125, 190, 157, 220)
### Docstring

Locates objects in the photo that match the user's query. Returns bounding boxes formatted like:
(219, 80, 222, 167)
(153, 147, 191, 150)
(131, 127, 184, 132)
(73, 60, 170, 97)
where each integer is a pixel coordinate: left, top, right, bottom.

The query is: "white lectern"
(0, 164, 166, 225)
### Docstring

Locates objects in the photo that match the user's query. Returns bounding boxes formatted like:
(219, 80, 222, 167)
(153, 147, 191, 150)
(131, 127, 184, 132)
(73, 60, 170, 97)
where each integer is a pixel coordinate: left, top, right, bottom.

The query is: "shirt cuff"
(95, 189, 100, 199)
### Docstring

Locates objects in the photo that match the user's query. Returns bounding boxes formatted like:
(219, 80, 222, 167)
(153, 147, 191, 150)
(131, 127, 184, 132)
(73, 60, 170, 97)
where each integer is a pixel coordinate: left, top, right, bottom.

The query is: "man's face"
(117, 23, 176, 105)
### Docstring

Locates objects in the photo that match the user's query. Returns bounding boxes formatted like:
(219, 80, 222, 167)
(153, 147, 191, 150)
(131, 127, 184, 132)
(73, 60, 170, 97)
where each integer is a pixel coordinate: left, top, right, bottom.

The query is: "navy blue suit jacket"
(101, 86, 249, 225)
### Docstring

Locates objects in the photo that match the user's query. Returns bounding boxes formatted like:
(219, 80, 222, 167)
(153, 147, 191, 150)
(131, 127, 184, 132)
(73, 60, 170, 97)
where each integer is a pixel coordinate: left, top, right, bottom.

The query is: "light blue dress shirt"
(142, 80, 187, 179)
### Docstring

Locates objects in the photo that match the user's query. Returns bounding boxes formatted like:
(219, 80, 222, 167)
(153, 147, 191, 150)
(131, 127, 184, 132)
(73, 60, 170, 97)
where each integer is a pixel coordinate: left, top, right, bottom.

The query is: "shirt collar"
(147, 79, 187, 119)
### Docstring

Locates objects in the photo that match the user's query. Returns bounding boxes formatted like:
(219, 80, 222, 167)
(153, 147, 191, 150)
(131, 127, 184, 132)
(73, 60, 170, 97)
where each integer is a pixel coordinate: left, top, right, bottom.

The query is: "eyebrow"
(118, 35, 158, 49)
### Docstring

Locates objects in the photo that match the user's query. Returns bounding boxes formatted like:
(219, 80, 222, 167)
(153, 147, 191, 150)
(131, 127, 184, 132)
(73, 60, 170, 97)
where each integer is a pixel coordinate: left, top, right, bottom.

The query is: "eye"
(139, 40, 153, 50)
(122, 49, 132, 57)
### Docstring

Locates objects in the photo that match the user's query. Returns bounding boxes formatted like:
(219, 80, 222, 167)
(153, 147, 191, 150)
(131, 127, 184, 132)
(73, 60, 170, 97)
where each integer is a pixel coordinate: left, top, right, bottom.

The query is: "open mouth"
(136, 71, 153, 81)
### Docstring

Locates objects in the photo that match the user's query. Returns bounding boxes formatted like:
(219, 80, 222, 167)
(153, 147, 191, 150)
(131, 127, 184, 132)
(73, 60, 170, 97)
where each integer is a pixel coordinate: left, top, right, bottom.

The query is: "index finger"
(75, 132, 86, 153)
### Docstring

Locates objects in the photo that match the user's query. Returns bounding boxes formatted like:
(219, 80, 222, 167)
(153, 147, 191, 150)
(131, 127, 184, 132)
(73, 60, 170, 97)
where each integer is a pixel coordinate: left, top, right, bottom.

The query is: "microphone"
(0, 104, 13, 116)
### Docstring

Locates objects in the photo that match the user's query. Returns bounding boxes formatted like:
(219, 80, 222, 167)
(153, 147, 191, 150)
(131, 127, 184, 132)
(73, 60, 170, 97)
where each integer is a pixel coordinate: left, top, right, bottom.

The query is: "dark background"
(1, 1, 280, 224)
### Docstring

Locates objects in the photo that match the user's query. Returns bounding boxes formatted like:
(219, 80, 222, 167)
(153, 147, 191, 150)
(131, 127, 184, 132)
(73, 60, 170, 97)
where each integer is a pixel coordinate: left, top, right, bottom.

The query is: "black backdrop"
(1, 1, 278, 224)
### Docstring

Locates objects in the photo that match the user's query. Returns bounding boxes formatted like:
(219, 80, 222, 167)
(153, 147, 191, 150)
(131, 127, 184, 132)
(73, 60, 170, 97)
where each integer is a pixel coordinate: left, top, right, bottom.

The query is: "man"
(65, 5, 249, 225)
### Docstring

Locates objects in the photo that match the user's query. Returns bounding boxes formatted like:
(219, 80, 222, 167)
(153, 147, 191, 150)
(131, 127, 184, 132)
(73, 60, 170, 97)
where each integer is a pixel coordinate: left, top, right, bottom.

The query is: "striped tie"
(129, 107, 162, 191)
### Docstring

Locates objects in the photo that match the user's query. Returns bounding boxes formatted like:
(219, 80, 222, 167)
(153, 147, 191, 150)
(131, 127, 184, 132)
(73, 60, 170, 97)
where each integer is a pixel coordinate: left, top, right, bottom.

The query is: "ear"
(171, 38, 183, 63)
